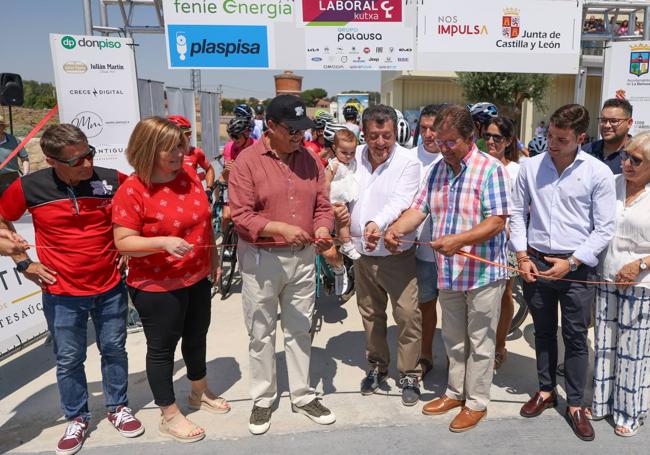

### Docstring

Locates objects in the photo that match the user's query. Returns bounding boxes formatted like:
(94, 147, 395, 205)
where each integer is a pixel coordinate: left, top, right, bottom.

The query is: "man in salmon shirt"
(229, 95, 336, 435)
(0, 124, 143, 455)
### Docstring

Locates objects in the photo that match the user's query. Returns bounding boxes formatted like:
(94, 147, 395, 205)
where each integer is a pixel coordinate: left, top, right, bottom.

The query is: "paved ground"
(1, 278, 647, 454)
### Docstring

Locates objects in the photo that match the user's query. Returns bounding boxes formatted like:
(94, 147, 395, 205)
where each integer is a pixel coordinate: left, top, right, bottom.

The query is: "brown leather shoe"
(520, 391, 558, 418)
(449, 407, 487, 432)
(422, 395, 465, 416)
(565, 408, 595, 441)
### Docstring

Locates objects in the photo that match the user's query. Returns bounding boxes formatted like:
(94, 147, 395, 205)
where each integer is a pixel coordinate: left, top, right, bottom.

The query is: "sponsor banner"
(305, 24, 414, 70)
(302, 0, 402, 24)
(602, 41, 650, 135)
(162, 0, 294, 25)
(417, 0, 581, 74)
(0, 215, 46, 357)
(50, 34, 139, 173)
(167, 24, 270, 68)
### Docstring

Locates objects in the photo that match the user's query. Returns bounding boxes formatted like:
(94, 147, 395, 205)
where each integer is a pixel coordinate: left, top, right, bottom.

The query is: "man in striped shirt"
(384, 105, 511, 432)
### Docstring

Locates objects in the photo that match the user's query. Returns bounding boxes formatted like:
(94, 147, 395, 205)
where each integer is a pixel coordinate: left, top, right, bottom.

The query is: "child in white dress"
(325, 129, 360, 261)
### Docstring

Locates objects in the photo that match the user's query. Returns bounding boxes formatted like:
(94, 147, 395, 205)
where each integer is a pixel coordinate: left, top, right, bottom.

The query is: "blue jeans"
(42, 282, 129, 420)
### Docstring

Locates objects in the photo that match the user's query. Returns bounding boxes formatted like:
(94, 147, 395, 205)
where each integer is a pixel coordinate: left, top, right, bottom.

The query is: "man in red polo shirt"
(229, 95, 335, 436)
(0, 124, 143, 455)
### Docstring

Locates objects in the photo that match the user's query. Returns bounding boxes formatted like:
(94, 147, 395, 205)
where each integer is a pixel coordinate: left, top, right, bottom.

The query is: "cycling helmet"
(313, 117, 327, 130)
(394, 108, 404, 120)
(254, 104, 265, 115)
(167, 115, 192, 130)
(358, 130, 365, 145)
(343, 105, 359, 120)
(227, 116, 254, 137)
(323, 122, 348, 145)
(527, 135, 548, 156)
(468, 102, 498, 125)
(315, 109, 334, 123)
(234, 104, 253, 118)
(396, 118, 411, 147)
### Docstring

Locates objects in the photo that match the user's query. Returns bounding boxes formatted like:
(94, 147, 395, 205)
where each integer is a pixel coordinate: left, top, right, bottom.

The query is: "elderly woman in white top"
(592, 131, 650, 437)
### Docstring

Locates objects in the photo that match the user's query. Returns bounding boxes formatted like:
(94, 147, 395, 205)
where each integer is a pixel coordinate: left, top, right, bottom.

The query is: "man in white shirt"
(411, 105, 444, 377)
(349, 105, 422, 406)
(510, 104, 616, 441)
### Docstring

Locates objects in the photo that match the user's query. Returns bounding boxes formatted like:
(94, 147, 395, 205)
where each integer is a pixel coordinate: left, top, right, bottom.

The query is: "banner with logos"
(416, 0, 581, 74)
(162, 0, 295, 69)
(602, 41, 650, 135)
(50, 34, 140, 174)
(162, 0, 416, 71)
(0, 215, 47, 357)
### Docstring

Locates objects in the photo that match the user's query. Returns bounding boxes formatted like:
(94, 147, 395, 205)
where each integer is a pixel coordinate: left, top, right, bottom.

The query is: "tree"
(22, 80, 56, 109)
(299, 88, 328, 107)
(456, 73, 551, 125)
(221, 99, 235, 114)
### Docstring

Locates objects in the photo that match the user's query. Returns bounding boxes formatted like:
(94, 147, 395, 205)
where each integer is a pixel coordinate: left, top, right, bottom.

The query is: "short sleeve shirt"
(411, 146, 511, 291)
(112, 166, 211, 292)
(0, 133, 27, 175)
(0, 167, 126, 296)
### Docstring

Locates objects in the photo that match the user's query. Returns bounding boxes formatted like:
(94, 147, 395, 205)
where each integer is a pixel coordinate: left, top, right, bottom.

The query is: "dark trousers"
(129, 278, 211, 406)
(523, 256, 594, 407)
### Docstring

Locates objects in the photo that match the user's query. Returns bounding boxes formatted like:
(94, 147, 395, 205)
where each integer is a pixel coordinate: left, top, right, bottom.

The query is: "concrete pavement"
(1, 278, 647, 454)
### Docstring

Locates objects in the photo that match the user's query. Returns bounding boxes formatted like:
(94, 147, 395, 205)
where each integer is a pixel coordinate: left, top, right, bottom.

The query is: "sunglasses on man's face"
(278, 123, 304, 137)
(620, 150, 643, 167)
(48, 146, 96, 167)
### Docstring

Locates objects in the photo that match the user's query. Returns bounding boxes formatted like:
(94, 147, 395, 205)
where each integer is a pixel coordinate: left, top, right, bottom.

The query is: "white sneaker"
(292, 399, 336, 425)
(333, 265, 349, 296)
(340, 241, 361, 260)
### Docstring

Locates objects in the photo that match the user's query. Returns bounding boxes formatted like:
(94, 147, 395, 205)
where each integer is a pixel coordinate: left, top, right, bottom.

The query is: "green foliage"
(300, 88, 328, 107)
(22, 80, 57, 109)
(456, 73, 550, 122)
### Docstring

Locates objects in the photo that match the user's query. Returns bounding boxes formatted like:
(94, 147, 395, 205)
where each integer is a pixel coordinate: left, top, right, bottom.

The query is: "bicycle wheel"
(509, 275, 529, 334)
(219, 224, 238, 297)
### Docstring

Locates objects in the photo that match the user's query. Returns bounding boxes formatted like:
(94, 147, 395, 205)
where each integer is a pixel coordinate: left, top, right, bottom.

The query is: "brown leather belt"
(527, 246, 572, 261)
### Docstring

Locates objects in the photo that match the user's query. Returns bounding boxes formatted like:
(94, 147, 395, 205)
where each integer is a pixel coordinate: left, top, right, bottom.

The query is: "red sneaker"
(107, 406, 145, 438)
(56, 416, 88, 455)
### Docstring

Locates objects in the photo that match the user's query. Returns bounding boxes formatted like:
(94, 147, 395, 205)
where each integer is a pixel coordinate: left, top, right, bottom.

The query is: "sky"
(0, 0, 381, 99)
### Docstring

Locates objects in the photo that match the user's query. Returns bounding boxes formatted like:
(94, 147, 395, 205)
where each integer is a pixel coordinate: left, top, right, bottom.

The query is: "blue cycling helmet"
(527, 135, 548, 156)
(469, 102, 499, 125)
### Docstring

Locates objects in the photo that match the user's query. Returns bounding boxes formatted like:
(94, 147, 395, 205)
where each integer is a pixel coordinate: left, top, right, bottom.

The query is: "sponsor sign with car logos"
(50, 34, 139, 173)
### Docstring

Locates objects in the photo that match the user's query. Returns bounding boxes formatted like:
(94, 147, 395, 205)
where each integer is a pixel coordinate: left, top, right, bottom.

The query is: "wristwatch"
(640, 258, 648, 271)
(567, 256, 578, 272)
(15, 258, 33, 273)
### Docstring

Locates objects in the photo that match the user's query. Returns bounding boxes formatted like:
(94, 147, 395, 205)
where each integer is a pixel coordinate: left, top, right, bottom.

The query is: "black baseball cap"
(266, 95, 316, 130)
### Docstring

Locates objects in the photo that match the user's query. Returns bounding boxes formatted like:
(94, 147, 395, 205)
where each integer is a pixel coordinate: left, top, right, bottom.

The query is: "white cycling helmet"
(396, 118, 411, 147)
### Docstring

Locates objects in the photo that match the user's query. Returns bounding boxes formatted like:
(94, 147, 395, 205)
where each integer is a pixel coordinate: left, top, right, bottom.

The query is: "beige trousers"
(239, 242, 317, 407)
(439, 279, 505, 411)
(356, 246, 422, 376)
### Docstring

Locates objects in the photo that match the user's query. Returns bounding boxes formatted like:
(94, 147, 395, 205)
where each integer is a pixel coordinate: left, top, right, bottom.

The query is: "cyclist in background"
(167, 115, 215, 189)
(304, 117, 328, 167)
(252, 104, 265, 140)
(221, 116, 257, 229)
(343, 105, 361, 139)
(468, 102, 499, 152)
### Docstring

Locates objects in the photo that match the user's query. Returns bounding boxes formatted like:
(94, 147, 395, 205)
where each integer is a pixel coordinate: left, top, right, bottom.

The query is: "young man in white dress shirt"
(510, 104, 616, 441)
(349, 104, 423, 406)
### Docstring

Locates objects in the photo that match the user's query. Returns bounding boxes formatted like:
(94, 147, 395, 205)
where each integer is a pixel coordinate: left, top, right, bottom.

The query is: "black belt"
(527, 246, 572, 262)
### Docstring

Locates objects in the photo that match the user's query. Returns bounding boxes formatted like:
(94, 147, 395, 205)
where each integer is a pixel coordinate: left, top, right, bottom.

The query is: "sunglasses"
(48, 146, 96, 167)
(483, 133, 505, 144)
(620, 150, 643, 167)
(278, 123, 304, 137)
